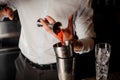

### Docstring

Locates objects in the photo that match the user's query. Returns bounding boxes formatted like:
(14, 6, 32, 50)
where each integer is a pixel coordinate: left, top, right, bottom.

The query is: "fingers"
(67, 14, 74, 37)
(68, 14, 73, 29)
(40, 18, 62, 41)
(39, 15, 56, 32)
(62, 14, 74, 41)
(39, 16, 56, 31)
(39, 15, 74, 42)
(40, 19, 51, 32)
(45, 16, 56, 24)
(38, 16, 56, 27)
(8, 10, 14, 20)
(2, 7, 14, 20)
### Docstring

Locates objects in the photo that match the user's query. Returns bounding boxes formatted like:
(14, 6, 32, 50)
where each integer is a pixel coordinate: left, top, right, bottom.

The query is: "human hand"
(40, 15, 74, 43)
(40, 16, 63, 42)
(62, 14, 74, 41)
(2, 7, 14, 20)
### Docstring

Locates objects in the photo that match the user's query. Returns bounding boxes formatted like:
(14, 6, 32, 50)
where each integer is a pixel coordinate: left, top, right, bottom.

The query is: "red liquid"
(57, 30, 64, 45)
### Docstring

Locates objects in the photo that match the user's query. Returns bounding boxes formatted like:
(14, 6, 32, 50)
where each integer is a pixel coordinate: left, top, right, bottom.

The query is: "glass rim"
(95, 42, 111, 47)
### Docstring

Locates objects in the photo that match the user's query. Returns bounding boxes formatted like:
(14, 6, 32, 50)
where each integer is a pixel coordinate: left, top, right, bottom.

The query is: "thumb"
(67, 14, 74, 35)
(68, 14, 73, 28)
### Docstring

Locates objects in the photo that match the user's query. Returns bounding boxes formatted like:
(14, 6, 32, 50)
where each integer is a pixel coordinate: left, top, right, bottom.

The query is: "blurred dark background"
(75, 0, 120, 79)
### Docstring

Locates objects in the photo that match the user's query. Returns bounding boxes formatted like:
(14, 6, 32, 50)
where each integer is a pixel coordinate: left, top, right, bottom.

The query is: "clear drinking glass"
(95, 43, 111, 80)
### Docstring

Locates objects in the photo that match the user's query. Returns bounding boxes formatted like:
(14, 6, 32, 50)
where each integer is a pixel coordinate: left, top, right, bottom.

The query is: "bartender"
(0, 0, 96, 80)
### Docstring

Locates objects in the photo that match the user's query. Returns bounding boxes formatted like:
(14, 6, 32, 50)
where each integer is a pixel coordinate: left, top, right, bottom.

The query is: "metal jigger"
(53, 41, 75, 80)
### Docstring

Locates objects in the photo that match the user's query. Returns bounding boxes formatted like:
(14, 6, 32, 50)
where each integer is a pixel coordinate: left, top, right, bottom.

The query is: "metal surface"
(53, 41, 74, 58)
(57, 57, 75, 80)
(53, 41, 75, 80)
(0, 20, 21, 39)
(0, 47, 18, 52)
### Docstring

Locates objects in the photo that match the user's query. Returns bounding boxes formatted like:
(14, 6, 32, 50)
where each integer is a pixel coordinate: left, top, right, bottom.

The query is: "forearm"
(72, 39, 83, 52)
(0, 1, 16, 21)
(73, 37, 94, 54)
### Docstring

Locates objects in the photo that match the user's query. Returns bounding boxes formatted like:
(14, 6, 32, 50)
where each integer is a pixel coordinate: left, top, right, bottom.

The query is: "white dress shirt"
(1, 0, 96, 64)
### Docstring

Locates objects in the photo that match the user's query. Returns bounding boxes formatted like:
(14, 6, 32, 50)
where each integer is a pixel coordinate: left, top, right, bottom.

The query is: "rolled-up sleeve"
(74, 0, 96, 54)
(0, 0, 17, 10)
(0, 0, 17, 20)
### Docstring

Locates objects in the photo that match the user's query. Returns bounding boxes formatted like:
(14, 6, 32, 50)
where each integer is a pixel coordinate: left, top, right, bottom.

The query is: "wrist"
(71, 39, 84, 52)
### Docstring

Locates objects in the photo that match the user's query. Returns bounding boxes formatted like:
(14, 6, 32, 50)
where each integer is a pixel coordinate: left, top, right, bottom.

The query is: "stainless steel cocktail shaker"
(53, 41, 75, 80)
